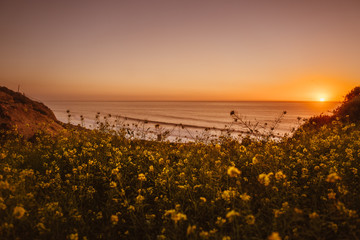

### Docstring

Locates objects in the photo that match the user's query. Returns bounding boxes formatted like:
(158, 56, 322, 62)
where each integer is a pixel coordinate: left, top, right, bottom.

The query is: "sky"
(0, 0, 359, 101)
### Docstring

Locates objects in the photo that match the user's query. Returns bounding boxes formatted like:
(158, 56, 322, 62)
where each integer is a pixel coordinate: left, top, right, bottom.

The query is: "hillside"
(0, 86, 64, 139)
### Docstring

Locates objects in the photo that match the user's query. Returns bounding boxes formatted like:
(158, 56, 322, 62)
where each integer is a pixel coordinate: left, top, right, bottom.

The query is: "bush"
(334, 86, 360, 122)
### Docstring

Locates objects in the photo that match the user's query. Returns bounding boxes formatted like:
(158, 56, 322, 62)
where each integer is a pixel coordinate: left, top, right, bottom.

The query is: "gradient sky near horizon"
(0, 0, 359, 101)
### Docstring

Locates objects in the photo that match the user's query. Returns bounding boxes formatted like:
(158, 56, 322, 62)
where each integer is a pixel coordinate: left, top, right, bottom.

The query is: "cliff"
(0, 86, 64, 139)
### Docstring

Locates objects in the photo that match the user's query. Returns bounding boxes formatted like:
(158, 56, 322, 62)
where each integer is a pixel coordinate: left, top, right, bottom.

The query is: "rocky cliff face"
(0, 86, 64, 139)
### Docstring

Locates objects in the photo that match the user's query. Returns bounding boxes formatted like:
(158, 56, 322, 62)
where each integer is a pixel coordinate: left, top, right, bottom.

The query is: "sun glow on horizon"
(319, 98, 325, 102)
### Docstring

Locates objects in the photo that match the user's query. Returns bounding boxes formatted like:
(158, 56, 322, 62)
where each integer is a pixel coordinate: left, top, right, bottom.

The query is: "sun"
(319, 98, 325, 102)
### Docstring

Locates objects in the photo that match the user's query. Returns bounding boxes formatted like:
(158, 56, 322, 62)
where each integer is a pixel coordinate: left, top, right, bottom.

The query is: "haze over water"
(46, 101, 339, 141)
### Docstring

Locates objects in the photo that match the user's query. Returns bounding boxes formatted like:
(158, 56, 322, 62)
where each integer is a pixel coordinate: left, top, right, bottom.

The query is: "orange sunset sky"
(0, 0, 359, 101)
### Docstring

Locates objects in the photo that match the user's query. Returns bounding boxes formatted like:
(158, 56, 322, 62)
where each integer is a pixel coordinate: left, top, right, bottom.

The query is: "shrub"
(334, 86, 360, 122)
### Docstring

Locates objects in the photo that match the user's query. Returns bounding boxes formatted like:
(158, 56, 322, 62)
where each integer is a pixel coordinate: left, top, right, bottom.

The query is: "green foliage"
(1, 118, 360, 239)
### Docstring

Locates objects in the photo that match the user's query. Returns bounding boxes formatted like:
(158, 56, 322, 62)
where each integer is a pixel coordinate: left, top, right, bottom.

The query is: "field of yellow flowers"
(1, 117, 360, 239)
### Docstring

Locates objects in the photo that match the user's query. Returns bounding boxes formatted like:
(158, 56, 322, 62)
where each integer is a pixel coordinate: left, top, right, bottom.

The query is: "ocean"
(45, 101, 340, 141)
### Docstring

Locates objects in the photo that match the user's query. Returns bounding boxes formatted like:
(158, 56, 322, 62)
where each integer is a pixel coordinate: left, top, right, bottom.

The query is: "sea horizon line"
(42, 99, 341, 103)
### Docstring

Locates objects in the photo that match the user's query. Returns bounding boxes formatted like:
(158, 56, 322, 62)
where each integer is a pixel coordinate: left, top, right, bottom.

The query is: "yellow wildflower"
(245, 214, 255, 225)
(294, 208, 303, 214)
(96, 212, 103, 219)
(199, 231, 209, 238)
(326, 173, 341, 183)
(275, 171, 286, 180)
(0, 181, 9, 190)
(328, 192, 336, 199)
(110, 181, 117, 188)
(240, 193, 251, 201)
(13, 206, 26, 219)
(200, 197, 207, 203)
(164, 209, 187, 224)
(68, 233, 78, 240)
(239, 145, 246, 152)
(301, 168, 308, 175)
(309, 212, 319, 219)
(268, 232, 281, 240)
(227, 166, 241, 177)
(111, 215, 118, 225)
(136, 194, 145, 203)
(252, 155, 260, 164)
(111, 168, 119, 175)
(187, 225, 197, 235)
(348, 210, 357, 218)
(216, 217, 226, 227)
(221, 190, 236, 202)
(36, 222, 47, 233)
(226, 210, 240, 222)
(138, 173, 147, 182)
(274, 209, 282, 218)
(259, 172, 273, 186)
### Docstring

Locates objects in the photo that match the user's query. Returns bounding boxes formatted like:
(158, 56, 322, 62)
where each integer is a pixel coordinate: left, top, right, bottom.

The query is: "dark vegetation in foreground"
(0, 87, 360, 240)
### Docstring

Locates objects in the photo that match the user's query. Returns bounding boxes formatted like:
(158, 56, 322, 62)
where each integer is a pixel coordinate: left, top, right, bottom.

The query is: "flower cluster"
(0, 118, 359, 239)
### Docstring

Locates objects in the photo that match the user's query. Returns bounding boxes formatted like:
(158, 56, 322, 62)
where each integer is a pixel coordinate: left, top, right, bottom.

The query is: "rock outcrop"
(0, 86, 64, 139)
